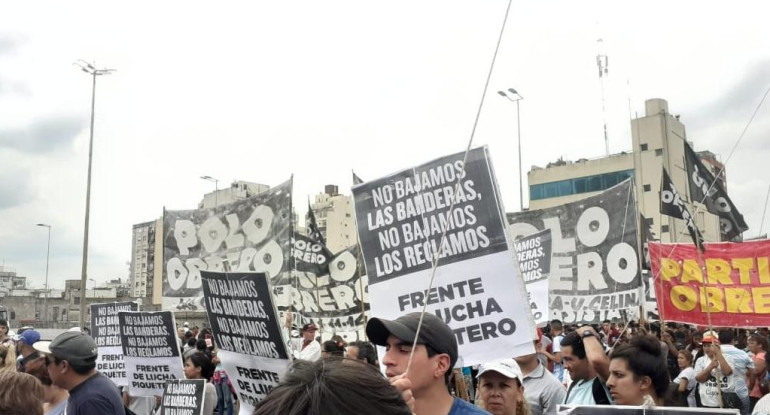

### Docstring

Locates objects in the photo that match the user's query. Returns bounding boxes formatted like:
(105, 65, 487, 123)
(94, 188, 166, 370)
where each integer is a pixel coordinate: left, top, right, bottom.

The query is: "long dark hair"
(610, 335, 669, 397)
(187, 352, 213, 379)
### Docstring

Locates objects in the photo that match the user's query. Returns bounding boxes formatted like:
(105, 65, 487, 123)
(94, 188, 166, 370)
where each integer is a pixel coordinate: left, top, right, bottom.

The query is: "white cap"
(477, 358, 523, 380)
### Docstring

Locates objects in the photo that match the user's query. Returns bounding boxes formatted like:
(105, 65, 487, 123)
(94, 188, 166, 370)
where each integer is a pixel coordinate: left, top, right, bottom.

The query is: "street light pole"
(74, 60, 115, 329)
(201, 176, 219, 207)
(497, 88, 525, 211)
(36, 224, 51, 324)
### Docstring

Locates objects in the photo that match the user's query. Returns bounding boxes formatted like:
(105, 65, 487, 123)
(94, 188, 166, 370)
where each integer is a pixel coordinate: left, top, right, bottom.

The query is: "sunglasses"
(44, 355, 63, 367)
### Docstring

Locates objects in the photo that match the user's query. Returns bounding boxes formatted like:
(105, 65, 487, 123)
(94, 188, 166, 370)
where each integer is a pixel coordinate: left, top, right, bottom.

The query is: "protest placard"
(201, 271, 291, 415)
(557, 405, 738, 415)
(275, 244, 370, 343)
(90, 301, 138, 386)
(508, 179, 641, 324)
(163, 179, 293, 310)
(514, 229, 552, 326)
(352, 146, 536, 364)
(118, 310, 184, 396)
(650, 239, 770, 326)
(159, 379, 206, 415)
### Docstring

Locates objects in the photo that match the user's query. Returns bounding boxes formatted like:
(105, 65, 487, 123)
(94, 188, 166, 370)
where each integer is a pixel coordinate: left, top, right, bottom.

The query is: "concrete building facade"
(199, 180, 270, 209)
(527, 98, 723, 244)
(130, 220, 158, 298)
(310, 185, 356, 253)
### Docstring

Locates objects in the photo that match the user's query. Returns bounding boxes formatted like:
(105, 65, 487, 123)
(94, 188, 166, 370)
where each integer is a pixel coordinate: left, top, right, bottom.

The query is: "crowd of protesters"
(5, 314, 770, 415)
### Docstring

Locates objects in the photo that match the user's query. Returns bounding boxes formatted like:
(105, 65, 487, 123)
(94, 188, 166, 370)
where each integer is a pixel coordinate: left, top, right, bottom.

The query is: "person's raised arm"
(714, 345, 733, 376)
(577, 325, 609, 381)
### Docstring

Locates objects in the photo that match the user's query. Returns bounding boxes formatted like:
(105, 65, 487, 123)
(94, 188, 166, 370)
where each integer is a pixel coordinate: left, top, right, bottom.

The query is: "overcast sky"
(1, 0, 768, 290)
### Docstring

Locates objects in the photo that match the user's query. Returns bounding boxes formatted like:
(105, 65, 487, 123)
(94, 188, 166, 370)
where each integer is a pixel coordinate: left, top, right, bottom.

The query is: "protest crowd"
(0, 143, 764, 415)
(3, 312, 770, 415)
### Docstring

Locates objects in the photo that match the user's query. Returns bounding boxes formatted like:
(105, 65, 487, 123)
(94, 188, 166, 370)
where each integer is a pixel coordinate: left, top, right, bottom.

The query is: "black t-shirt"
(67, 372, 126, 415)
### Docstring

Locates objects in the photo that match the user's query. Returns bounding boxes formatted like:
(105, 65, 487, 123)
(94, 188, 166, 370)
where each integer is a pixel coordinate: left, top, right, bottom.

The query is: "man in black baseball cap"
(34, 331, 125, 415)
(367, 312, 489, 415)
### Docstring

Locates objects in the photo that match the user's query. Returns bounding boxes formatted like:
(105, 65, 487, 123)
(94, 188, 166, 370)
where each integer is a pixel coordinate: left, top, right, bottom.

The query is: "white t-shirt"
(552, 334, 564, 382)
(695, 355, 733, 407)
(291, 338, 321, 361)
(674, 366, 696, 407)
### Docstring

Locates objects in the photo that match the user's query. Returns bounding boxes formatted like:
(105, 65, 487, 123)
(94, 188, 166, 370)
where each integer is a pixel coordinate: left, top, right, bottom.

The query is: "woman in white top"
(674, 350, 696, 407)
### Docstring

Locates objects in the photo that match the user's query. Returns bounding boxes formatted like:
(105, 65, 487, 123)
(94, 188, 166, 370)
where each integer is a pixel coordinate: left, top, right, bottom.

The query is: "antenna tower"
(596, 39, 609, 156)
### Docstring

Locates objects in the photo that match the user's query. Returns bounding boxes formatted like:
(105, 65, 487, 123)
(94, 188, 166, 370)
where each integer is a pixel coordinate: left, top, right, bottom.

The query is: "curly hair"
(610, 335, 669, 397)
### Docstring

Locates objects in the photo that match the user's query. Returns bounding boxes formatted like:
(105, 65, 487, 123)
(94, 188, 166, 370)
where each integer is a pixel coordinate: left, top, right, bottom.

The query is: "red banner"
(650, 240, 770, 327)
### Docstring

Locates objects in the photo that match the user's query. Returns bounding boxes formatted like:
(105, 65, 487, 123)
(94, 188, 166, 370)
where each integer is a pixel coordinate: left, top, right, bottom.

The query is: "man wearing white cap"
(477, 359, 530, 415)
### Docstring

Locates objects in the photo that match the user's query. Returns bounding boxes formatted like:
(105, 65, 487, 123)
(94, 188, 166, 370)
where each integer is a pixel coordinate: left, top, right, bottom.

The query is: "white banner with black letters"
(90, 301, 139, 386)
(507, 179, 641, 324)
(352, 146, 536, 365)
(201, 271, 291, 415)
(118, 310, 184, 396)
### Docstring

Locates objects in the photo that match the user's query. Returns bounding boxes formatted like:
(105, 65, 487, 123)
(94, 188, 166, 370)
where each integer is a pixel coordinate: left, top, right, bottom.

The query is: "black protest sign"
(159, 379, 205, 415)
(291, 231, 332, 275)
(507, 179, 641, 324)
(279, 244, 369, 337)
(90, 301, 139, 386)
(557, 405, 739, 415)
(162, 179, 292, 310)
(514, 229, 552, 325)
(118, 310, 183, 396)
(201, 271, 288, 360)
(91, 302, 139, 347)
(352, 146, 508, 284)
(514, 229, 552, 285)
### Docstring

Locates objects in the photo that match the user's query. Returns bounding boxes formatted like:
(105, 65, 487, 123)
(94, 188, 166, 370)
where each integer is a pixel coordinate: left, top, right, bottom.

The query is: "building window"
(643, 184, 651, 192)
(655, 149, 663, 156)
(530, 169, 635, 201)
(661, 225, 670, 233)
(640, 143, 648, 151)
(645, 217, 654, 227)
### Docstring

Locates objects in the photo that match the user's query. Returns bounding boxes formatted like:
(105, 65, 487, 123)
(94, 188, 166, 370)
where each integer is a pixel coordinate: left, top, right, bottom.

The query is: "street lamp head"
(497, 90, 507, 97)
(508, 88, 518, 95)
(36, 223, 51, 228)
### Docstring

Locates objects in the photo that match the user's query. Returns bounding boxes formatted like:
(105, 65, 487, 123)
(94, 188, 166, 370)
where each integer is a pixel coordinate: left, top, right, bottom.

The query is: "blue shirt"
(67, 372, 126, 415)
(448, 397, 490, 415)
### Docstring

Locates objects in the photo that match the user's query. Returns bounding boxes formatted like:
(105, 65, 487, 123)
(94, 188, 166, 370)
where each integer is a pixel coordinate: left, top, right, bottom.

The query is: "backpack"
(565, 377, 612, 405)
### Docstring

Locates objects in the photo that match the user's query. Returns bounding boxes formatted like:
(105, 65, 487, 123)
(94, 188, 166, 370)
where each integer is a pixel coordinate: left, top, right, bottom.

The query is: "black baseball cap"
(366, 312, 458, 368)
(34, 331, 98, 367)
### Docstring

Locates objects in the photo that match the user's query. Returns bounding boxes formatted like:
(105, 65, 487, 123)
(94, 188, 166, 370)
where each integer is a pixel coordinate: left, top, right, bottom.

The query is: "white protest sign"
(352, 146, 536, 365)
(201, 271, 291, 415)
(118, 310, 184, 396)
(90, 301, 139, 386)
